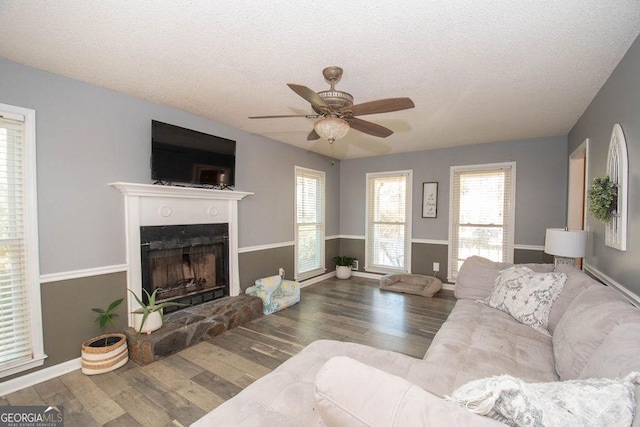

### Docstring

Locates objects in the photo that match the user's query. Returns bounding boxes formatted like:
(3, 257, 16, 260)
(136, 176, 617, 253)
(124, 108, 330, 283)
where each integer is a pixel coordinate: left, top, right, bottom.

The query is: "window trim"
(0, 103, 46, 378)
(447, 162, 516, 282)
(365, 169, 413, 275)
(294, 166, 326, 280)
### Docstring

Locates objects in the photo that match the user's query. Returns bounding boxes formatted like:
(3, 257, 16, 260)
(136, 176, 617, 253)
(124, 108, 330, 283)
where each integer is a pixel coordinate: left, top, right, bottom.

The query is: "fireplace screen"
(140, 223, 229, 312)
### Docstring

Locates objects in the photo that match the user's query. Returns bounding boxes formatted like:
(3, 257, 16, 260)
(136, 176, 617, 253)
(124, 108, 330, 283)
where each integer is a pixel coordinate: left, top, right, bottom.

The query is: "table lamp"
(544, 228, 587, 266)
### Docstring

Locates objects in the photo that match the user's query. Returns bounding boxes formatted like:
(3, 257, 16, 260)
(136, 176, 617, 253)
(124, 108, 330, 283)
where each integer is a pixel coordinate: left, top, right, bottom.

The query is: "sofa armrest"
(314, 356, 503, 427)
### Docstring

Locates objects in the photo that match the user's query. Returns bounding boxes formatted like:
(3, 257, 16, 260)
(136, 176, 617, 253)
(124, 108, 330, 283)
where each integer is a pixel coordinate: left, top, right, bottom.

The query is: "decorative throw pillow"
(484, 265, 566, 336)
(446, 372, 639, 427)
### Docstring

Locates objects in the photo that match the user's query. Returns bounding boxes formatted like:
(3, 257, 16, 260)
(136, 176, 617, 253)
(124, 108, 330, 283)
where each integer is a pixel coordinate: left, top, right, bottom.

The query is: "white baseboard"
(352, 271, 384, 280)
(299, 271, 336, 287)
(0, 357, 81, 397)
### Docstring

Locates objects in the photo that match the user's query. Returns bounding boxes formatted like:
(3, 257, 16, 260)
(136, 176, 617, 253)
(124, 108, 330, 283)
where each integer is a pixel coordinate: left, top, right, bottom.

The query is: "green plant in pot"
(81, 298, 129, 375)
(587, 175, 618, 223)
(333, 255, 356, 279)
(128, 288, 186, 334)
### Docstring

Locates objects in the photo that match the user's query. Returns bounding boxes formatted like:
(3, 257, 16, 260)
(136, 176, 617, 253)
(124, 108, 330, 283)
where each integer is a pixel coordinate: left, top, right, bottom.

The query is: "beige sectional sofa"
(192, 257, 640, 426)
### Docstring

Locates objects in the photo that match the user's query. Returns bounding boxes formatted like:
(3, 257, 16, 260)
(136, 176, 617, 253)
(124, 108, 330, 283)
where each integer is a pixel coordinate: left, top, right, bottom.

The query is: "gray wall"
(568, 34, 640, 295)
(340, 136, 569, 246)
(0, 58, 340, 275)
(0, 57, 340, 377)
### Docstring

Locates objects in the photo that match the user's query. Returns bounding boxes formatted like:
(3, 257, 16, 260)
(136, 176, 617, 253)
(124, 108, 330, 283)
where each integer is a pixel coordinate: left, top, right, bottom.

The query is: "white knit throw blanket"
(446, 372, 640, 427)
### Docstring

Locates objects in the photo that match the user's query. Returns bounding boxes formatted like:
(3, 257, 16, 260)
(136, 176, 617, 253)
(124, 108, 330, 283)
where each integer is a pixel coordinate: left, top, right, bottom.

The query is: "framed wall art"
(422, 182, 438, 218)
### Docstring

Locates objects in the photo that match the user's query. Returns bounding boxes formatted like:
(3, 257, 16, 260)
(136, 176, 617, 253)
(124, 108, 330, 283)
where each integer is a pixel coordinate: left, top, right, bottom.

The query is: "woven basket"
(81, 333, 128, 375)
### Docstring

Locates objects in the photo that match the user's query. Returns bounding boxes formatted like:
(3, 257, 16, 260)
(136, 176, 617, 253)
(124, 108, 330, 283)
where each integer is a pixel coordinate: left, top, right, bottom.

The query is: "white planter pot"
(81, 333, 128, 375)
(336, 265, 352, 279)
(132, 310, 163, 334)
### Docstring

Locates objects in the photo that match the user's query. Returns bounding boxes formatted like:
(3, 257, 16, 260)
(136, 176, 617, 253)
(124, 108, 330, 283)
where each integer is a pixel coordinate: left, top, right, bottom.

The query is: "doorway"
(567, 139, 589, 268)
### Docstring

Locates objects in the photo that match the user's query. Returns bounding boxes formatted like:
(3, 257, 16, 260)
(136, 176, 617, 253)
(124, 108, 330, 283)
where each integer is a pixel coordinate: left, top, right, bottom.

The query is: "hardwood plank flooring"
(0, 277, 456, 426)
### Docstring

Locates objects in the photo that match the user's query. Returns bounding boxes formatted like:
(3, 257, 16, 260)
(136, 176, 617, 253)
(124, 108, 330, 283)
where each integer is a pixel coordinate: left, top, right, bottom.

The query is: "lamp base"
(554, 256, 576, 267)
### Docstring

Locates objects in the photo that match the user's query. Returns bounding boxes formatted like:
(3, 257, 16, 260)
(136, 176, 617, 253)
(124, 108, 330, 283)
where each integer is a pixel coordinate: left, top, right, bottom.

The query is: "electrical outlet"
(433, 262, 440, 272)
(352, 259, 359, 271)
(278, 267, 285, 277)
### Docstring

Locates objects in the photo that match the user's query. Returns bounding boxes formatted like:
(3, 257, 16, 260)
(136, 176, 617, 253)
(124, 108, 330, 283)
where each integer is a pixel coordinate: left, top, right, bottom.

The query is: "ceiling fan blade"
(348, 118, 394, 138)
(249, 114, 320, 119)
(307, 129, 320, 141)
(340, 97, 415, 116)
(287, 84, 331, 112)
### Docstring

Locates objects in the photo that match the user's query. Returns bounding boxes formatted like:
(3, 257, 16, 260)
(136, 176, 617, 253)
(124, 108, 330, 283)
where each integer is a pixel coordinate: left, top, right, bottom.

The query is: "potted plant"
(587, 175, 618, 223)
(128, 288, 186, 334)
(333, 255, 356, 279)
(81, 298, 129, 375)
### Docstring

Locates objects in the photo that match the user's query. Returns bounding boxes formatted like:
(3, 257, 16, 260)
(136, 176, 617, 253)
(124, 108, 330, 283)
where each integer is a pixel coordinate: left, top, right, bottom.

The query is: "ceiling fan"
(249, 66, 415, 143)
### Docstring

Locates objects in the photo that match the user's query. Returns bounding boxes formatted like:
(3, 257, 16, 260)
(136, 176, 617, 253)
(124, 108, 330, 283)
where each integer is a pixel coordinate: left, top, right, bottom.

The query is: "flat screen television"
(151, 120, 236, 187)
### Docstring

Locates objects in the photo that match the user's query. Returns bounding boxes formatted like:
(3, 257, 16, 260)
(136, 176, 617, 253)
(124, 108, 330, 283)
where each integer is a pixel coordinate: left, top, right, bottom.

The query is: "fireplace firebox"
(140, 223, 229, 313)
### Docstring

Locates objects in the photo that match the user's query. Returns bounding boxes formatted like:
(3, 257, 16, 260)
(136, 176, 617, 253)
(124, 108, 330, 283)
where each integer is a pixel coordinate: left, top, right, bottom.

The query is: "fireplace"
(140, 224, 229, 312)
(110, 182, 252, 327)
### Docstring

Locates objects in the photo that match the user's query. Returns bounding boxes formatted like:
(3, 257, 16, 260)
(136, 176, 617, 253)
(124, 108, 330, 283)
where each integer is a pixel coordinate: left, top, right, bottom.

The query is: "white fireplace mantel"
(110, 182, 253, 326)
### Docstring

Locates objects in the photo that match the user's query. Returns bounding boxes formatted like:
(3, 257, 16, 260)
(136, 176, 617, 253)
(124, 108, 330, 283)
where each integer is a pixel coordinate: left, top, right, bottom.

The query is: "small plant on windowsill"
(128, 288, 187, 334)
(81, 297, 129, 375)
(333, 256, 356, 279)
(587, 175, 618, 223)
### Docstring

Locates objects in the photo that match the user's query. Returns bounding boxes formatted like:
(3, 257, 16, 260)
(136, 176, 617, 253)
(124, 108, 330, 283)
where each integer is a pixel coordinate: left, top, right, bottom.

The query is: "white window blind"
(448, 163, 515, 280)
(0, 105, 44, 378)
(366, 170, 412, 274)
(295, 167, 325, 280)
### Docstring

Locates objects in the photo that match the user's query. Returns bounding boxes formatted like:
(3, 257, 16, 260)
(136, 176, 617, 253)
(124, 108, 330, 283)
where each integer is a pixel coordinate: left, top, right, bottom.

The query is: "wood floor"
(0, 277, 456, 426)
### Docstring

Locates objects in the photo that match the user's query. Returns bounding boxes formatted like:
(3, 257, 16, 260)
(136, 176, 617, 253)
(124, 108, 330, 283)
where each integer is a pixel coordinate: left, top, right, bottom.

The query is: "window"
(0, 103, 45, 378)
(366, 170, 412, 274)
(448, 163, 515, 280)
(295, 166, 325, 280)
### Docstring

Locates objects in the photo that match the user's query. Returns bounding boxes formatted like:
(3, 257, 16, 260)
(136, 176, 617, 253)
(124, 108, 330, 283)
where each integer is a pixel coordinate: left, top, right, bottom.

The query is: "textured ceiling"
(1, 1, 639, 159)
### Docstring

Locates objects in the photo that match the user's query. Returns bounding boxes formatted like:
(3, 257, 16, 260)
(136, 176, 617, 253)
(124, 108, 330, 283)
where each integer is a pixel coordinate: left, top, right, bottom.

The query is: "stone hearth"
(125, 294, 263, 365)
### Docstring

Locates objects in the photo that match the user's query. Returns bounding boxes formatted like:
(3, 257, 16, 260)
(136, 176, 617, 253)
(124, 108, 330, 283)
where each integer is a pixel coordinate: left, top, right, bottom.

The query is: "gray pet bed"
(379, 273, 442, 297)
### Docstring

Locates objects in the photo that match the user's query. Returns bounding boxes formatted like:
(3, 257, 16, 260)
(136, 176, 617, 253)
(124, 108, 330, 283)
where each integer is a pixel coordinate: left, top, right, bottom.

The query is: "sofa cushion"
(448, 373, 638, 427)
(455, 256, 512, 300)
(418, 299, 558, 397)
(454, 256, 553, 301)
(579, 322, 640, 427)
(484, 265, 566, 336)
(314, 356, 503, 427)
(580, 322, 640, 379)
(192, 340, 427, 427)
(546, 264, 600, 334)
(553, 285, 640, 380)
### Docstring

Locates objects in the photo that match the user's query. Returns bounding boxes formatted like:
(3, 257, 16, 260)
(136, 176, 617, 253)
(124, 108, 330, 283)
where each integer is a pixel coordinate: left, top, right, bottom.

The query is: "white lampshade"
(544, 228, 587, 258)
(314, 117, 350, 143)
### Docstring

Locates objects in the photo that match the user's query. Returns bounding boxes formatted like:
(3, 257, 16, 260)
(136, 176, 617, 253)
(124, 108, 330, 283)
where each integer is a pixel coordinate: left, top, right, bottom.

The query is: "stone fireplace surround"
(110, 182, 253, 327)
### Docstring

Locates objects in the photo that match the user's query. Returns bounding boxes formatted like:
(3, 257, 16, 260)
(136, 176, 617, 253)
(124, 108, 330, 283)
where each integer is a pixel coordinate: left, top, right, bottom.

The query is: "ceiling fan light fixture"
(314, 117, 350, 143)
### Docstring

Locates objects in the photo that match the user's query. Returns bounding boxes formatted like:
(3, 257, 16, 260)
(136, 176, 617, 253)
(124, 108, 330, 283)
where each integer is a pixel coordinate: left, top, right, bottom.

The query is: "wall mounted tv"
(151, 120, 236, 187)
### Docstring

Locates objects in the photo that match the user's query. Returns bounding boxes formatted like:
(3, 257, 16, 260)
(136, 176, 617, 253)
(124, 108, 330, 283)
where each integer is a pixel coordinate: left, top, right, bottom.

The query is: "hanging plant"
(587, 176, 617, 223)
